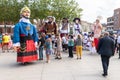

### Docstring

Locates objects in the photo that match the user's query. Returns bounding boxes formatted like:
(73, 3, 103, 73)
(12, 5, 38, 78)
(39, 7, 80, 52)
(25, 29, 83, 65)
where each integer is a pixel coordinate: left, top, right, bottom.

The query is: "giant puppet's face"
(75, 20, 79, 24)
(22, 10, 30, 18)
(96, 19, 100, 24)
(64, 19, 68, 23)
(48, 18, 53, 22)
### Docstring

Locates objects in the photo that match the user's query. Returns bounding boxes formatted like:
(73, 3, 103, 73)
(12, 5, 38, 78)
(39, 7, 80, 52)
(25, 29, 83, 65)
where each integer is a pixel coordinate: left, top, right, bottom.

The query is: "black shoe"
(58, 57, 62, 60)
(55, 57, 59, 59)
(39, 58, 43, 60)
(102, 74, 107, 77)
(22, 62, 28, 65)
(69, 56, 73, 58)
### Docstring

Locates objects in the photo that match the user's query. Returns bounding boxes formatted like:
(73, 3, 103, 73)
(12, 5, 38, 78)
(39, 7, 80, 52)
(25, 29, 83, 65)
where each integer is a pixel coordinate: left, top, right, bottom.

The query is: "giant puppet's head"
(73, 18, 81, 24)
(96, 19, 100, 24)
(47, 16, 55, 23)
(20, 6, 31, 18)
(62, 18, 68, 23)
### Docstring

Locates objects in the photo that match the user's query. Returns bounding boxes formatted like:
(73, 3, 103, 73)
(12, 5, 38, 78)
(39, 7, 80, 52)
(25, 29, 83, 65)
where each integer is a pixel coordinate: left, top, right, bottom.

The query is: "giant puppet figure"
(59, 18, 69, 37)
(73, 18, 82, 39)
(13, 6, 38, 64)
(94, 19, 102, 49)
(44, 16, 57, 35)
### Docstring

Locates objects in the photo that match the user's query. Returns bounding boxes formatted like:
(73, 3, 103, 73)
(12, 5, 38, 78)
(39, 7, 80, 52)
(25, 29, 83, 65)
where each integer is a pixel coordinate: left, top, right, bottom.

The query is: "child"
(55, 34, 62, 59)
(62, 34, 68, 52)
(75, 34, 83, 59)
(45, 35, 52, 63)
(53, 36, 57, 55)
(88, 34, 95, 53)
(38, 33, 46, 60)
(68, 35, 74, 58)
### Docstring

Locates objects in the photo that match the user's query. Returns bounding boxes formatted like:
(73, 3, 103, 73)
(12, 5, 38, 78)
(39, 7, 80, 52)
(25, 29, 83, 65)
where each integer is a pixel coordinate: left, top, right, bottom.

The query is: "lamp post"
(5, 24, 6, 33)
(4, 20, 6, 33)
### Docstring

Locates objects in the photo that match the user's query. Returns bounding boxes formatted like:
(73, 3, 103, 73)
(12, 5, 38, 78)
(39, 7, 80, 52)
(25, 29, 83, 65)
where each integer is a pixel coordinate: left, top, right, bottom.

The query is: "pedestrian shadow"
(84, 52, 99, 57)
(76, 72, 110, 80)
(0, 61, 41, 69)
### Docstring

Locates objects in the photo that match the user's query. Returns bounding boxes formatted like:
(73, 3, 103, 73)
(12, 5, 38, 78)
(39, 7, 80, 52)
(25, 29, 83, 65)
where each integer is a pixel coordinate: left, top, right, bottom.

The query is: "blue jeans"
(39, 46, 44, 59)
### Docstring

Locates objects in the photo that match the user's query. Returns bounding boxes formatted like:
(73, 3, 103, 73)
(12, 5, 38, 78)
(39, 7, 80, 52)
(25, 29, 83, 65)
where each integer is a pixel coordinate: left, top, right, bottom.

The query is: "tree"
(35, 0, 83, 21)
(0, 0, 83, 23)
(0, 0, 25, 24)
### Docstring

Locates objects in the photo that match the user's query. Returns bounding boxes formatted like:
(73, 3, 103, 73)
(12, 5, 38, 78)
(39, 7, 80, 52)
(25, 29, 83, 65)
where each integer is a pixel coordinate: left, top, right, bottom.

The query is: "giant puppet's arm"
(44, 22, 47, 34)
(79, 24, 83, 34)
(73, 24, 75, 35)
(41, 22, 46, 32)
(93, 24, 96, 32)
(68, 23, 70, 34)
(33, 25, 38, 47)
(13, 23, 21, 51)
(98, 23, 103, 30)
(59, 23, 62, 33)
(54, 22, 57, 34)
(13, 23, 20, 47)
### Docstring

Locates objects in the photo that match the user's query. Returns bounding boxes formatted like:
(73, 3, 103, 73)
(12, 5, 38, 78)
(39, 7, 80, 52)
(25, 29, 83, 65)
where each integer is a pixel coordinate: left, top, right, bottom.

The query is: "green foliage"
(0, 0, 83, 23)
(0, 0, 25, 23)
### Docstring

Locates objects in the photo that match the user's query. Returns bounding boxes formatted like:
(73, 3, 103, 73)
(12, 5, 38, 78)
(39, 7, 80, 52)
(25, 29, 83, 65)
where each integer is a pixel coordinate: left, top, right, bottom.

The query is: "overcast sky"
(76, 0, 120, 23)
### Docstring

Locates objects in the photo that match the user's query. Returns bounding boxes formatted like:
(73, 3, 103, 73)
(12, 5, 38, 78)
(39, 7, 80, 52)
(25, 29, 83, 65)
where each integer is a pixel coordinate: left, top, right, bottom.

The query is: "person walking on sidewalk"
(38, 32, 46, 60)
(75, 34, 83, 59)
(97, 32, 115, 77)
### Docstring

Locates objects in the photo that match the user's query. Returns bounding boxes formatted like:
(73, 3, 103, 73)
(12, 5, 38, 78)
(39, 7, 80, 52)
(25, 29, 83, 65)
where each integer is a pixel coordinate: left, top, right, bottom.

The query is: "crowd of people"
(38, 33, 83, 63)
(0, 6, 120, 77)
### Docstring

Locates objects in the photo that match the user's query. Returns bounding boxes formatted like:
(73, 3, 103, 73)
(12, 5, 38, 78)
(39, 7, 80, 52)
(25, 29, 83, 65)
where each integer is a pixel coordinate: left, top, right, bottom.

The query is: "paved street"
(0, 49, 120, 80)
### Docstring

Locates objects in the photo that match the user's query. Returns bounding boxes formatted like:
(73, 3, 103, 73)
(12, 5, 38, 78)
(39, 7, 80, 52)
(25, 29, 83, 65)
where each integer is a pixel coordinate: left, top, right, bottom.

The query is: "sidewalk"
(0, 50, 120, 80)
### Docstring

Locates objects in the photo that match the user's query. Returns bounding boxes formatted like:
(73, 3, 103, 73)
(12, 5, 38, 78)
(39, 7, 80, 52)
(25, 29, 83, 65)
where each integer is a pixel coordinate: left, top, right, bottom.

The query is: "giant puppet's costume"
(59, 18, 69, 37)
(73, 18, 82, 39)
(44, 16, 57, 35)
(13, 6, 38, 64)
(94, 19, 102, 49)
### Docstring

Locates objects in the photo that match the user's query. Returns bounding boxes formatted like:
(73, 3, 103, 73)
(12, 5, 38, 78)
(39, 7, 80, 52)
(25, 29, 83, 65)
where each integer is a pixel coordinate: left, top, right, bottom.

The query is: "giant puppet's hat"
(47, 16, 55, 22)
(73, 18, 81, 22)
(62, 18, 69, 23)
(20, 5, 31, 14)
